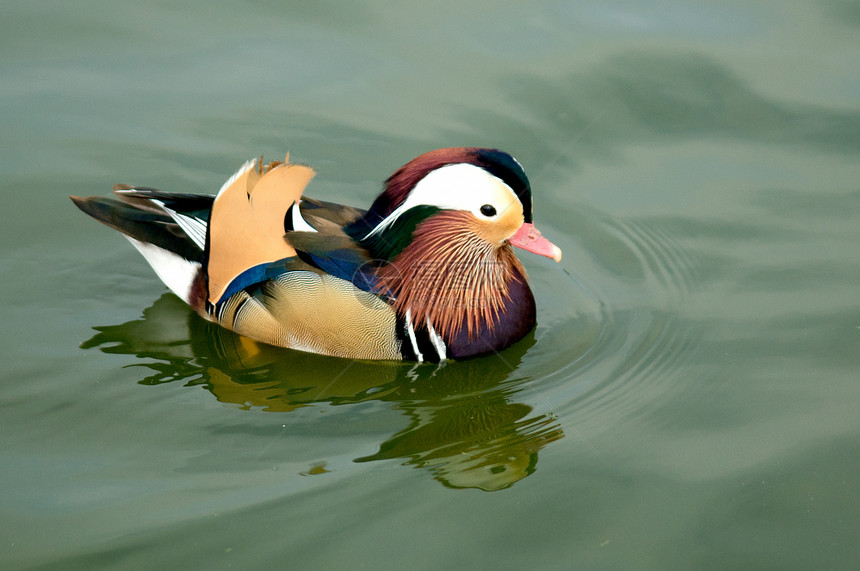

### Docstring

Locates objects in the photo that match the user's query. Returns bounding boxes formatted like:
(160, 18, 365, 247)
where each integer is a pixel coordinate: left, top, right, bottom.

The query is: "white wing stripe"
(152, 200, 207, 250)
(405, 308, 424, 362)
(426, 318, 447, 361)
(290, 201, 317, 233)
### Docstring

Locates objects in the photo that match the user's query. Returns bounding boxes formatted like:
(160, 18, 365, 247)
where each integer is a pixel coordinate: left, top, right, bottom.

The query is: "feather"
(298, 197, 366, 227)
(374, 210, 527, 342)
(285, 202, 317, 233)
(124, 237, 202, 304)
(70, 195, 202, 262)
(285, 231, 380, 293)
(113, 187, 213, 250)
(206, 157, 315, 304)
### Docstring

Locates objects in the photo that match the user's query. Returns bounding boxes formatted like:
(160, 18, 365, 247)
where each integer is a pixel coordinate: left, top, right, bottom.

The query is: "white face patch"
(365, 163, 520, 239)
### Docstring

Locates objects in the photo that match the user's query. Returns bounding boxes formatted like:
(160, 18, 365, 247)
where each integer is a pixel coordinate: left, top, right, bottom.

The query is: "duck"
(71, 147, 561, 362)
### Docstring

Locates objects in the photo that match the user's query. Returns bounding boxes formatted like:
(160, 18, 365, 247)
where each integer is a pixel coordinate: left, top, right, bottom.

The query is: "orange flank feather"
(206, 157, 315, 304)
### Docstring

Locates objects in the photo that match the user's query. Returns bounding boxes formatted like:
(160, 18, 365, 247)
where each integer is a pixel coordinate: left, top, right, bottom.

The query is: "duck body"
(72, 148, 561, 362)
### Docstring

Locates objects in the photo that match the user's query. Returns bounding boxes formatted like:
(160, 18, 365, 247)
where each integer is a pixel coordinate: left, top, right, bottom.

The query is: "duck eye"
(480, 204, 497, 217)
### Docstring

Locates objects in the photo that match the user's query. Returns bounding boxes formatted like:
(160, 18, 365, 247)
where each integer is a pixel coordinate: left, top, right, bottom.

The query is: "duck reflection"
(82, 294, 564, 490)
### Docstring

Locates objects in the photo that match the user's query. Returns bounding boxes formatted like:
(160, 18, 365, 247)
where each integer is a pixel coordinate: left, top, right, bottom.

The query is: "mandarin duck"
(71, 148, 561, 362)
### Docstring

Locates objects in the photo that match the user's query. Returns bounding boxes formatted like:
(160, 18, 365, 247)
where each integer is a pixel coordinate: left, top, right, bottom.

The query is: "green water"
(2, 1, 859, 568)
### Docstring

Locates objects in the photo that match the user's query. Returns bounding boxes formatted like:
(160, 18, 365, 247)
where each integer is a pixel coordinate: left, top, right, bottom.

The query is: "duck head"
(347, 148, 561, 262)
(345, 147, 561, 343)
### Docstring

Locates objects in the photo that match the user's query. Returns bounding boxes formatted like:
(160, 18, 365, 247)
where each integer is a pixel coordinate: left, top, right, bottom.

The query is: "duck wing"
(296, 197, 366, 227)
(205, 157, 315, 304)
(285, 228, 381, 294)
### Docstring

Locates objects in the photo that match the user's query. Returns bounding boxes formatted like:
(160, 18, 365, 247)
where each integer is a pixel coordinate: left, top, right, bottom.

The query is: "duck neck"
(345, 205, 440, 261)
(374, 211, 525, 342)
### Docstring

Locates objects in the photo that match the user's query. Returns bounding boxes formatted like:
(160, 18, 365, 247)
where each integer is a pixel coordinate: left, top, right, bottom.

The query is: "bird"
(71, 147, 562, 362)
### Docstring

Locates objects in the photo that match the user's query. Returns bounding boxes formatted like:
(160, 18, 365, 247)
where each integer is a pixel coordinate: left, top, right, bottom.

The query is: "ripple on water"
(521, 207, 702, 435)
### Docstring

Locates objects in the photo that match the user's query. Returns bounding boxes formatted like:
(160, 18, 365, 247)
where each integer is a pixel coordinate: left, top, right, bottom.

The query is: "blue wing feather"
(285, 232, 387, 295)
(302, 249, 381, 294)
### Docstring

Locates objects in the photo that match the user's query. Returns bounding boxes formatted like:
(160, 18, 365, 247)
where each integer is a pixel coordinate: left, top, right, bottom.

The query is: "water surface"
(2, 1, 859, 569)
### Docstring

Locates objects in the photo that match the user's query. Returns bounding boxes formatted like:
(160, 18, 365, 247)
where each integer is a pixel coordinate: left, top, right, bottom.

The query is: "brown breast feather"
(207, 157, 315, 304)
